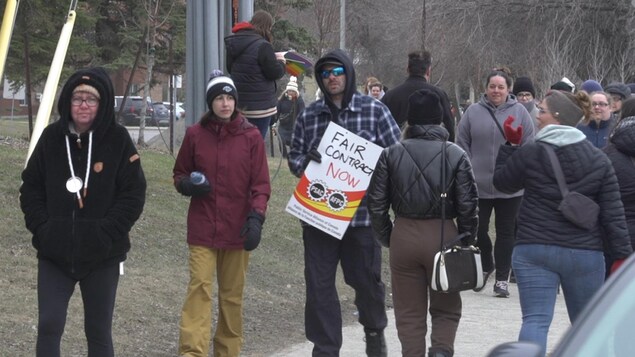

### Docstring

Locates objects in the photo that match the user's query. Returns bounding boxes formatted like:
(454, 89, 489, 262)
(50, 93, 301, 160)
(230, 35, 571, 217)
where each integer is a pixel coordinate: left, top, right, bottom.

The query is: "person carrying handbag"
(492, 89, 632, 357)
(367, 89, 479, 357)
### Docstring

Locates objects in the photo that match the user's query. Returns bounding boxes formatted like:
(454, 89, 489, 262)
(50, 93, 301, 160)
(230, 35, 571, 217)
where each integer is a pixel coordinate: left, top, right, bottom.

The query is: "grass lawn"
(0, 118, 391, 356)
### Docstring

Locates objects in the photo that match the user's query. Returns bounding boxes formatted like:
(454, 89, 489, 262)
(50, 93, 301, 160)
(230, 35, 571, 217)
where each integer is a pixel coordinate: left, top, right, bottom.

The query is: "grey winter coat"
(457, 94, 535, 199)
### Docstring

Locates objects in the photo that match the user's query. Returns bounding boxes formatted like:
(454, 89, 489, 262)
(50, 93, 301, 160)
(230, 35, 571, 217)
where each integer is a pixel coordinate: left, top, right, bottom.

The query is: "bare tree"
(283, 0, 635, 103)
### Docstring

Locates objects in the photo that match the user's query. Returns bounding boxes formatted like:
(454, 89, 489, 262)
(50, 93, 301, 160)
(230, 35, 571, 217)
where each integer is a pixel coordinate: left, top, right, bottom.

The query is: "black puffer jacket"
(493, 127, 631, 260)
(605, 116, 635, 248)
(224, 23, 285, 116)
(367, 125, 479, 244)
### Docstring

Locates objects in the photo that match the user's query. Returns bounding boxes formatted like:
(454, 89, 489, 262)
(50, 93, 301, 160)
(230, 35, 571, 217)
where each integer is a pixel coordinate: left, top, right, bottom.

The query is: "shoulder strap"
(540, 143, 569, 196)
(439, 141, 448, 251)
(479, 103, 506, 138)
(402, 141, 448, 251)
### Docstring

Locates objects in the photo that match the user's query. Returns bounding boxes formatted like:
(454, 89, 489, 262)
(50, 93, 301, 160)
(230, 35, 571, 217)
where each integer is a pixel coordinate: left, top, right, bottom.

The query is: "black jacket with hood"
(381, 75, 456, 141)
(20, 67, 147, 276)
(224, 22, 285, 117)
(367, 125, 478, 245)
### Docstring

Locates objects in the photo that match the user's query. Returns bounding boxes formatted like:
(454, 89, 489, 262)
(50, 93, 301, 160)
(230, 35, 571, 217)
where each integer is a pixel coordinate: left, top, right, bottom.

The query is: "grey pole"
(340, 0, 345, 51)
(184, 0, 253, 128)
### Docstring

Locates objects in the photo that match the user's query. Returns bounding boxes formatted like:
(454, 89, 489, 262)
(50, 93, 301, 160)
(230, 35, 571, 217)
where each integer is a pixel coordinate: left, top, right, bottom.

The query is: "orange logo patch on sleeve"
(93, 162, 103, 173)
(129, 154, 140, 163)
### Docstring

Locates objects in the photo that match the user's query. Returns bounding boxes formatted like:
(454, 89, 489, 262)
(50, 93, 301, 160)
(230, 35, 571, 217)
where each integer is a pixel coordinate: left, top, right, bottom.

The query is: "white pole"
(0, 0, 20, 82)
(25, 10, 76, 164)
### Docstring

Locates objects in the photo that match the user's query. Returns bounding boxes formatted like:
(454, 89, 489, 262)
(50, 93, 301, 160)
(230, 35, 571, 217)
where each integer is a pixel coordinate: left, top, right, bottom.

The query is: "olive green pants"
(179, 245, 249, 357)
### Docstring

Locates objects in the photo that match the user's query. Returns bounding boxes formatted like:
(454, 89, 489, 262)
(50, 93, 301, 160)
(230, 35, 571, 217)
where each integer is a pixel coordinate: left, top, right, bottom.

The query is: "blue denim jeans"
(512, 244, 605, 356)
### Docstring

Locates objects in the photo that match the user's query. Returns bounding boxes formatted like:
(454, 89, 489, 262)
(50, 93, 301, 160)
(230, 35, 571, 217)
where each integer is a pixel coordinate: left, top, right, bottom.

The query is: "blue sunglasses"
(320, 67, 345, 79)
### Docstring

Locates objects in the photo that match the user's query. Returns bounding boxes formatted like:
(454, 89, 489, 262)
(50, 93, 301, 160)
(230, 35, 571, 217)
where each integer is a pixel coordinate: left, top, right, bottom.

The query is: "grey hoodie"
(457, 94, 535, 198)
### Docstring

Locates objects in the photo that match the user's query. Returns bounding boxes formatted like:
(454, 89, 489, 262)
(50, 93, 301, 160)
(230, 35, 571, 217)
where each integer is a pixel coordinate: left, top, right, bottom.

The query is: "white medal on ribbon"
(66, 176, 83, 193)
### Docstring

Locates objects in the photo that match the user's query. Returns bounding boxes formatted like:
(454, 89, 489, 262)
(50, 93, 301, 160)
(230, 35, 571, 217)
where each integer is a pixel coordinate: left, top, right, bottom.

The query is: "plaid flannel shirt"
(289, 92, 401, 227)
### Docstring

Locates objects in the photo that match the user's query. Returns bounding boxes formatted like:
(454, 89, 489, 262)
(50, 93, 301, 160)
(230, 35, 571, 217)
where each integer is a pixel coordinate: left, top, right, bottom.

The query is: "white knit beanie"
(285, 76, 299, 96)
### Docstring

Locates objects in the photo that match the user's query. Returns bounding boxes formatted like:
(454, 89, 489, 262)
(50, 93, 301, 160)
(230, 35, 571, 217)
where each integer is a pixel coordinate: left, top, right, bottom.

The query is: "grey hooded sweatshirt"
(457, 94, 535, 199)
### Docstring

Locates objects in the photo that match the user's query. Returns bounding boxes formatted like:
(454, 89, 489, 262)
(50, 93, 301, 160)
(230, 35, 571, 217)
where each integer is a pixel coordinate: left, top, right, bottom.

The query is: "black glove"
(306, 148, 322, 164)
(302, 147, 322, 172)
(178, 177, 211, 197)
(241, 210, 265, 251)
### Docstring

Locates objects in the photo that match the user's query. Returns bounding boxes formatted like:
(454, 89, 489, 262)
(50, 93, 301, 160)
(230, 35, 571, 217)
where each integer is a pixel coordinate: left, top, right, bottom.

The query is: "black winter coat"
(367, 125, 478, 244)
(381, 75, 455, 142)
(605, 116, 635, 249)
(225, 27, 285, 116)
(494, 138, 631, 259)
(20, 68, 147, 276)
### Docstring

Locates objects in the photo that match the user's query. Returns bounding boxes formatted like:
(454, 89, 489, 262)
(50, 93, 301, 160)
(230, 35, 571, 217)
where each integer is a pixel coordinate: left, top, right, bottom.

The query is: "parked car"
(114, 96, 154, 127)
(162, 101, 185, 120)
(487, 253, 635, 357)
(150, 102, 170, 127)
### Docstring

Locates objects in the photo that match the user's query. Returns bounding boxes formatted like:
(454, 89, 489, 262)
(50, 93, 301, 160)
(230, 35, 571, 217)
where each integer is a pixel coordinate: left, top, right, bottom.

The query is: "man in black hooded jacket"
(20, 67, 146, 357)
(289, 49, 401, 357)
(381, 50, 455, 141)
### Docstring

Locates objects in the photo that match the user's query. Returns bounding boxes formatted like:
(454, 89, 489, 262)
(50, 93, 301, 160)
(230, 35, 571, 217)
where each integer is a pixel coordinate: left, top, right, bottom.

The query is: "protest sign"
(285, 122, 383, 239)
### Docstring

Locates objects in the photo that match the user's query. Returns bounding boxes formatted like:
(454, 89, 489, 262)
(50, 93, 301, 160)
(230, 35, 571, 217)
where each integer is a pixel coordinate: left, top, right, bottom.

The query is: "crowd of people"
(18, 8, 635, 357)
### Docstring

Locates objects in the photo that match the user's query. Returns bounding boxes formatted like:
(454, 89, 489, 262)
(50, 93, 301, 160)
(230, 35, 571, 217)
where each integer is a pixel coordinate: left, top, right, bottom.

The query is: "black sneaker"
(473, 269, 494, 292)
(494, 280, 510, 298)
(364, 329, 387, 357)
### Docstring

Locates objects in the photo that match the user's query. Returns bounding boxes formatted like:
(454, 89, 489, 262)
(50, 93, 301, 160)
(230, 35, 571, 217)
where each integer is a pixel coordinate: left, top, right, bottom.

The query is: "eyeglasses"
(517, 92, 533, 98)
(320, 67, 345, 79)
(592, 102, 609, 108)
(71, 97, 99, 107)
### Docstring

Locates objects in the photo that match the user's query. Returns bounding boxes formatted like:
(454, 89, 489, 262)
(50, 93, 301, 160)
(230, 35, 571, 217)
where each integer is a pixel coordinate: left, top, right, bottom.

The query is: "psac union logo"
(307, 179, 348, 212)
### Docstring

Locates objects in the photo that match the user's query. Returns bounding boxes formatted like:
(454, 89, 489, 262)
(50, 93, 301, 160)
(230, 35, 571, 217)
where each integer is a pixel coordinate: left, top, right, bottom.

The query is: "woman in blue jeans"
(493, 89, 632, 356)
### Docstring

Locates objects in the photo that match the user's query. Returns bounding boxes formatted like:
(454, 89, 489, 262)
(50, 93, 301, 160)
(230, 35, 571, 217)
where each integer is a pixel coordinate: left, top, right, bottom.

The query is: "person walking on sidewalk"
(173, 71, 271, 357)
(20, 67, 147, 357)
(493, 90, 632, 356)
(288, 49, 401, 357)
(368, 89, 479, 357)
(456, 68, 535, 297)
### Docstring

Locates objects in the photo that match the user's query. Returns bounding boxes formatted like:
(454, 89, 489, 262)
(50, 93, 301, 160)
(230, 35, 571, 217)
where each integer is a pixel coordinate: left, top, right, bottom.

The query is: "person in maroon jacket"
(173, 70, 271, 357)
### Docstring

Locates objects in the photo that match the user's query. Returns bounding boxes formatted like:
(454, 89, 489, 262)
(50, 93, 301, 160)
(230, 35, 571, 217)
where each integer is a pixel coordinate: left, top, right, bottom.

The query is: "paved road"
(126, 126, 163, 142)
(276, 281, 570, 356)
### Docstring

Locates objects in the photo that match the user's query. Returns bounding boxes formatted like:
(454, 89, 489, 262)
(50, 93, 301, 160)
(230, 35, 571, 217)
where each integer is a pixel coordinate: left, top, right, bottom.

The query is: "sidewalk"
(276, 282, 570, 356)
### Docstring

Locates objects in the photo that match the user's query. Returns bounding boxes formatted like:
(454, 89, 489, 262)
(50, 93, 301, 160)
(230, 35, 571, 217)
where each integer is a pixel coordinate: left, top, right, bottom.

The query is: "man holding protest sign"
(288, 49, 401, 357)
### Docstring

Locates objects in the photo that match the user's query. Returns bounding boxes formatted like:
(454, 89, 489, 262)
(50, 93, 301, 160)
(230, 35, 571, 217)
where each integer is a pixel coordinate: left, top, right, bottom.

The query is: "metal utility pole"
(339, 0, 345, 51)
(184, 0, 252, 127)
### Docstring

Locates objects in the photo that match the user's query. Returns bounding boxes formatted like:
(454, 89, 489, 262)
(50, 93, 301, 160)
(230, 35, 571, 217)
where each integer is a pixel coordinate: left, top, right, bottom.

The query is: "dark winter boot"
(364, 328, 387, 357)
